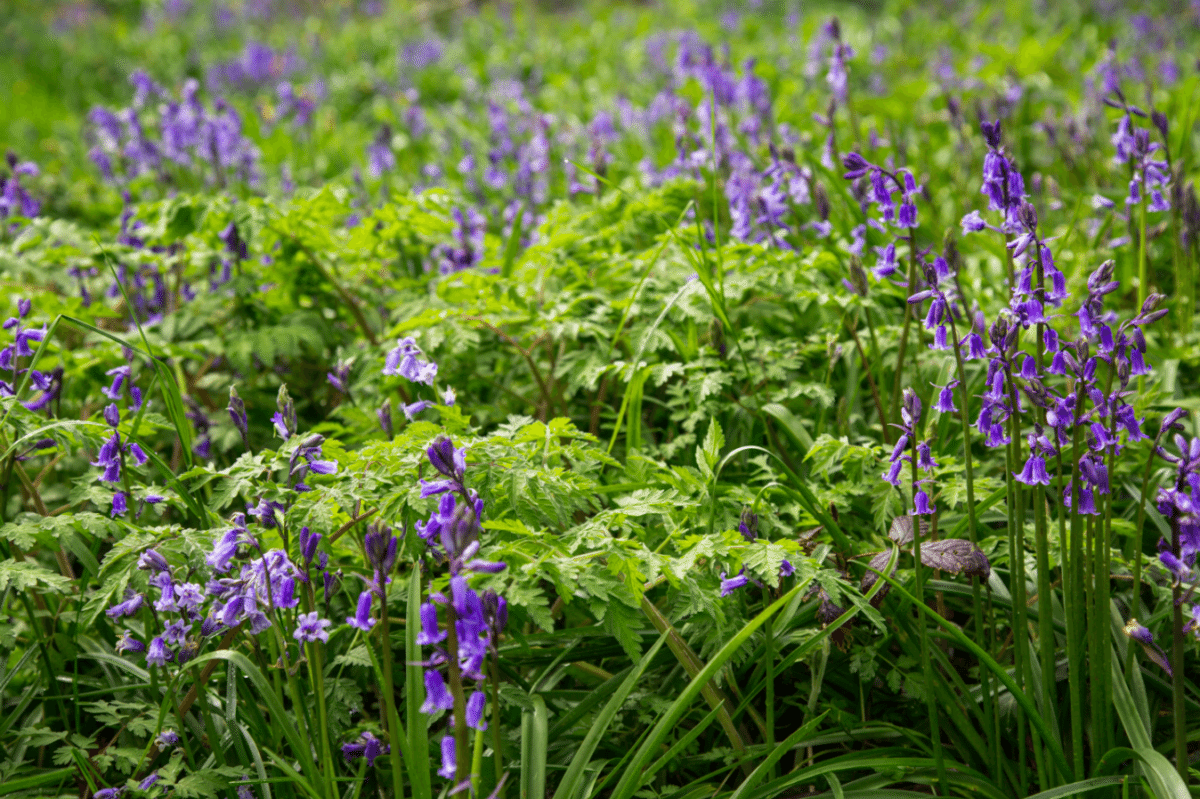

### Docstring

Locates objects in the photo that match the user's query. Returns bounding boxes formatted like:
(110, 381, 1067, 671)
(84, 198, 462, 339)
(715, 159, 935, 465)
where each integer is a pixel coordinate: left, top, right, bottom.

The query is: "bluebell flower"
(383, 337, 438, 385)
(347, 591, 376, 632)
(293, 612, 331, 643)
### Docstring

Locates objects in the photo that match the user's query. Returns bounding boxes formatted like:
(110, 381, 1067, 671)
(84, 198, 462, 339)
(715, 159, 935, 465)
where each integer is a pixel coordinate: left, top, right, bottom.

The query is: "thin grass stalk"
(379, 579, 407, 799)
(1126, 438, 1159, 681)
(910, 436, 947, 794)
(1032, 242, 1058, 769)
(444, 601, 470, 785)
(491, 650, 504, 796)
(890, 244, 919, 425)
(762, 585, 776, 781)
(1066, 383, 1087, 777)
(1172, 555, 1188, 780)
(942, 310, 997, 779)
(1003, 364, 1034, 790)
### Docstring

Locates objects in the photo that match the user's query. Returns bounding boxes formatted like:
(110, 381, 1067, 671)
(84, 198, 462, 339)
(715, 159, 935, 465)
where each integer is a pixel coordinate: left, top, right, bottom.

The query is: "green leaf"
(607, 581, 807, 799)
(551, 632, 669, 799)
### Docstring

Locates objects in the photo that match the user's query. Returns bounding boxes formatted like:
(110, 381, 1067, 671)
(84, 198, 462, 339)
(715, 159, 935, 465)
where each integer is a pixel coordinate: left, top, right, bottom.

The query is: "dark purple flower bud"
(137, 549, 170, 572)
(841, 151, 870, 179)
(364, 522, 398, 576)
(377, 399, 394, 439)
(427, 436, 466, 481)
(299, 526, 321, 565)
(1151, 110, 1169, 140)
(1160, 408, 1188, 438)
(228, 387, 249, 450)
(738, 508, 759, 542)
(465, 691, 488, 730)
(441, 502, 480, 562)
(220, 220, 249, 261)
(104, 403, 121, 428)
(981, 119, 1002, 149)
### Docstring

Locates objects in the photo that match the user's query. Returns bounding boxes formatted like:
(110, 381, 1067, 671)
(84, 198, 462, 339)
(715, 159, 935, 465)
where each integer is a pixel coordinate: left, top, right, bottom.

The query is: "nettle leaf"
(0, 561, 71, 594)
(697, 370, 729, 402)
(592, 593, 644, 659)
(742, 540, 789, 588)
(174, 768, 247, 799)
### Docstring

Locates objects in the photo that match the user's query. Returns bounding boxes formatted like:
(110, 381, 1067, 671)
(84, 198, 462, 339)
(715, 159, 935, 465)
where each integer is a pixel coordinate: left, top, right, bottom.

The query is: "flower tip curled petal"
(465, 690, 488, 730)
(416, 601, 447, 646)
(912, 489, 935, 516)
(94, 788, 125, 799)
(155, 729, 180, 747)
(779, 559, 795, 578)
(137, 548, 170, 572)
(347, 590, 376, 631)
(719, 569, 749, 597)
(438, 735, 457, 779)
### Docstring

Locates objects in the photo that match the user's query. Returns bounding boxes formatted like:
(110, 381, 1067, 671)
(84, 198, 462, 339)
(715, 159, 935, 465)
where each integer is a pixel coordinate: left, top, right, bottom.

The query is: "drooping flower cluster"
(883, 389, 938, 515)
(1106, 89, 1171, 212)
(1, 153, 40, 223)
(842, 152, 922, 280)
(411, 436, 507, 783)
(383, 337, 438, 385)
(0, 299, 59, 413)
(87, 71, 261, 189)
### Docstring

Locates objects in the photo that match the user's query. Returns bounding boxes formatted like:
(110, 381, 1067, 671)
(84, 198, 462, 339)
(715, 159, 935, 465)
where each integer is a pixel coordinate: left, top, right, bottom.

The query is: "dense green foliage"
(2, 1, 1200, 798)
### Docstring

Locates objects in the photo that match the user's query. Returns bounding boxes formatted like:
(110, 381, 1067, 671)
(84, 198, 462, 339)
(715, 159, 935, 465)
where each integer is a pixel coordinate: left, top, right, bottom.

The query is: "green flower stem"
(910, 434, 946, 794)
(942, 309, 997, 779)
(304, 582, 336, 799)
(490, 650, 504, 796)
(1126, 436, 1161, 680)
(445, 601, 470, 785)
(1066, 383, 1087, 777)
(762, 584, 776, 781)
(379, 577, 407, 799)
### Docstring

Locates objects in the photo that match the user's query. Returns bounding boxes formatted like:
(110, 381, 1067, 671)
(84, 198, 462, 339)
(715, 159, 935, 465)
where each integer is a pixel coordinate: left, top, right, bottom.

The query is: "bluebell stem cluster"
(1107, 89, 1171, 212)
(412, 435, 507, 784)
(0, 299, 59, 413)
(435, 207, 487, 275)
(1153, 416, 1200, 632)
(1, 153, 40, 224)
(882, 389, 938, 515)
(841, 152, 920, 279)
(88, 72, 261, 189)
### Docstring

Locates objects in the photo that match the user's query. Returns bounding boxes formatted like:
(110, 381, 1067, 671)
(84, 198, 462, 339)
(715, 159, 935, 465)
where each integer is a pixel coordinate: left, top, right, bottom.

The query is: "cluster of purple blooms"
(719, 509, 796, 597)
(412, 436, 508, 784)
(1152, 415, 1200, 636)
(881, 389, 939, 516)
(1, 153, 40, 224)
(1106, 89, 1171, 212)
(88, 71, 261, 189)
(842, 152, 921, 281)
(0, 299, 59, 413)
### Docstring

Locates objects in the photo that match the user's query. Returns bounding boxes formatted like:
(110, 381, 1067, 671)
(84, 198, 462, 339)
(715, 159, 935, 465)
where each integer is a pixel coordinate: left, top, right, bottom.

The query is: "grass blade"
(607, 582, 807, 799)
(520, 694, 548, 799)
(551, 631, 669, 799)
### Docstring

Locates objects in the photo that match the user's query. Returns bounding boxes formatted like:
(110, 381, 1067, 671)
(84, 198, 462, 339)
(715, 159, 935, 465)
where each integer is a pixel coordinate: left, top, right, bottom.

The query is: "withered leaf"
(888, 515, 930, 546)
(918, 539, 990, 577)
(860, 548, 898, 604)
